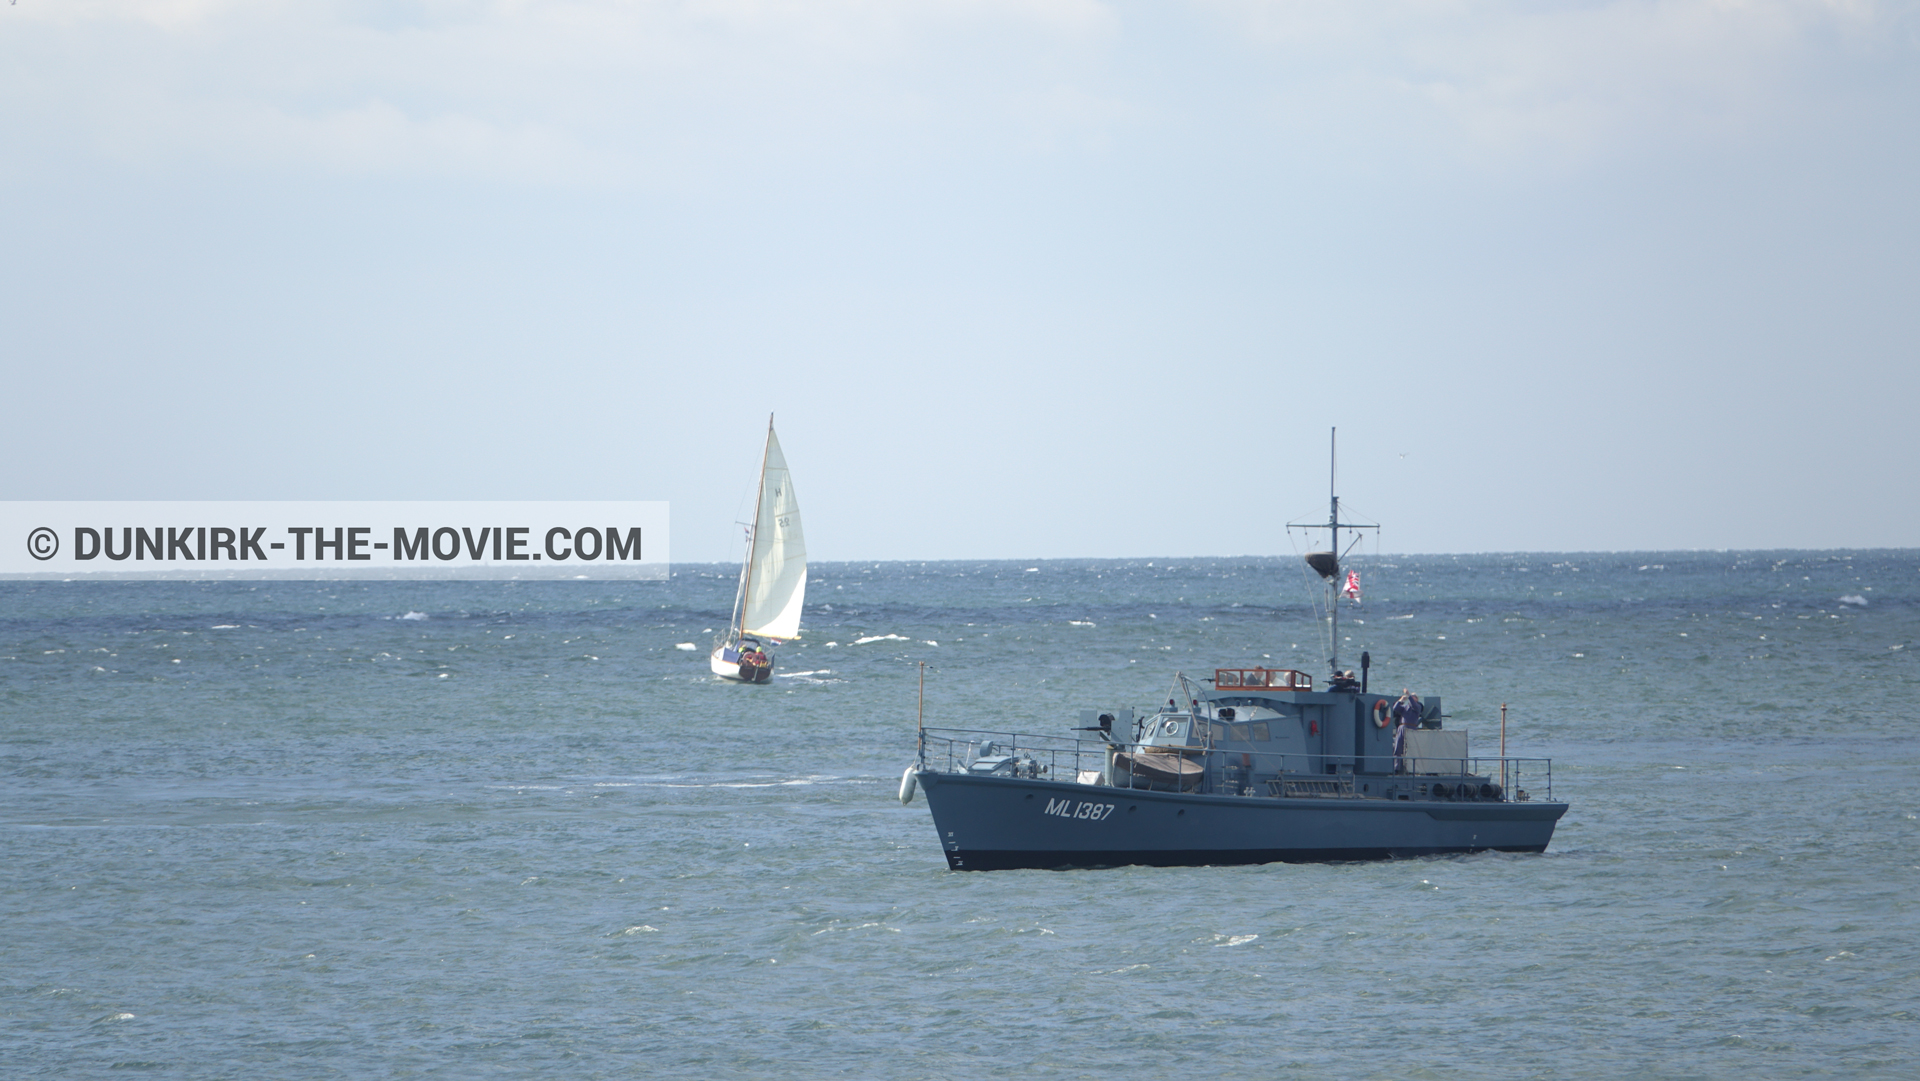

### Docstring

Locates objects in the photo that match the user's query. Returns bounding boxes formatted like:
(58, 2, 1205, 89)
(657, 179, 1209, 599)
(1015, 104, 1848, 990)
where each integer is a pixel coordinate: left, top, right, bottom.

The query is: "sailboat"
(710, 417, 807, 683)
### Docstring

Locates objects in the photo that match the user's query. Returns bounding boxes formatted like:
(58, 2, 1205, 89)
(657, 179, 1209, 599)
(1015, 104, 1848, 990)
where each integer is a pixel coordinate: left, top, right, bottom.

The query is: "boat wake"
(774, 669, 844, 684)
(639, 775, 855, 790)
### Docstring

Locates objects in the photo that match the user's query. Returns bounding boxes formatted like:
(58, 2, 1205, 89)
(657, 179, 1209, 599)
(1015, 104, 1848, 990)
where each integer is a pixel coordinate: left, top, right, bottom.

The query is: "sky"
(3, 1, 1916, 563)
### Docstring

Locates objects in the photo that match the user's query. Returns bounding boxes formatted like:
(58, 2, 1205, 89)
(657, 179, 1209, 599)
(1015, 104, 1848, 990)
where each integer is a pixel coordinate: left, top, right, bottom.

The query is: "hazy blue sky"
(4, 2, 1915, 562)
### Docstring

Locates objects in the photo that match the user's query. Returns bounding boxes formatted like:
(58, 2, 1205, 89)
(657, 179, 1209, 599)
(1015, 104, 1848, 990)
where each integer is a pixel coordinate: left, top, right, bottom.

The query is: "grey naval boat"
(900, 434, 1569, 871)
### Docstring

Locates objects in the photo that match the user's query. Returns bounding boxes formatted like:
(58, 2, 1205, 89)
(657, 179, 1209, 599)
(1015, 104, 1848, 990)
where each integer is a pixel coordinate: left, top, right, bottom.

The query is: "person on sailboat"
(1391, 690, 1422, 773)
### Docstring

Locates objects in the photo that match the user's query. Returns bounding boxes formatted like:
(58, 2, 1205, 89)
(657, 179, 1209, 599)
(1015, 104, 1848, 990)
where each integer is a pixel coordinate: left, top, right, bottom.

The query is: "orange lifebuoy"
(1372, 699, 1392, 728)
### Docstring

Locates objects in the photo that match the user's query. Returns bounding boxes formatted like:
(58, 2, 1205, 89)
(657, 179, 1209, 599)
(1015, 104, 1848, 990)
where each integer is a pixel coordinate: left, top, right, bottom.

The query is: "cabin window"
(1210, 722, 1270, 742)
(1225, 722, 1271, 741)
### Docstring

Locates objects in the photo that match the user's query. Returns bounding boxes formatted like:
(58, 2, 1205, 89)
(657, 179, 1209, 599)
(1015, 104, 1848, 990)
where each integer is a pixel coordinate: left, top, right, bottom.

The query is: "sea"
(3, 552, 1916, 1080)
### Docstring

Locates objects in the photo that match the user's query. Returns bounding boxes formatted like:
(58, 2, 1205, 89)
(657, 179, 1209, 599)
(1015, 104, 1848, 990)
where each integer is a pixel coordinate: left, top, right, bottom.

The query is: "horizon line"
(675, 546, 1915, 566)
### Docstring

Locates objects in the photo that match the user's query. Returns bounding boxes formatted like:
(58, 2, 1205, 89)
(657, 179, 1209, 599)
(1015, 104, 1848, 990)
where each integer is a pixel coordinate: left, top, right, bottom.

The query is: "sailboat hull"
(709, 646, 773, 683)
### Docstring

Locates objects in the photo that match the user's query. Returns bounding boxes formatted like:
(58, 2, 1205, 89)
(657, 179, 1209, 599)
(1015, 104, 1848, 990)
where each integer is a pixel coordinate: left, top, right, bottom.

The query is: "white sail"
(739, 428, 806, 640)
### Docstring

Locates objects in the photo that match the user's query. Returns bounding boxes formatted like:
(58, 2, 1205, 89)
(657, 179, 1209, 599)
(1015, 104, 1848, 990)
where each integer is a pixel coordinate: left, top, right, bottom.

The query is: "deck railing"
(917, 726, 1555, 803)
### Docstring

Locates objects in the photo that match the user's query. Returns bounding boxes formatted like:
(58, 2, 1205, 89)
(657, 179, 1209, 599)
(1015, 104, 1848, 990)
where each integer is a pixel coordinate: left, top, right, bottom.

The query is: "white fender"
(898, 766, 919, 805)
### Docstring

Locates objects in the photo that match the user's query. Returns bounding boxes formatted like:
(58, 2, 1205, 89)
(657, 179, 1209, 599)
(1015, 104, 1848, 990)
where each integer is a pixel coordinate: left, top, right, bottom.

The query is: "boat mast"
(1328, 427, 1340, 679)
(1289, 427, 1373, 682)
(732, 413, 775, 640)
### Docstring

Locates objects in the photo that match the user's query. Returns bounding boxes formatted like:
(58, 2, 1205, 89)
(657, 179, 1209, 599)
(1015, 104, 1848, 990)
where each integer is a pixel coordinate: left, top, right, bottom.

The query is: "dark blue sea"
(4, 552, 1916, 1079)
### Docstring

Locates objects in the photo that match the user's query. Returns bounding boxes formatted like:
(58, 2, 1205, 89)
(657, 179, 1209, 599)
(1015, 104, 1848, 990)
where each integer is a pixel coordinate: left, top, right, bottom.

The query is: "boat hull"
(917, 770, 1567, 870)
(709, 647, 772, 683)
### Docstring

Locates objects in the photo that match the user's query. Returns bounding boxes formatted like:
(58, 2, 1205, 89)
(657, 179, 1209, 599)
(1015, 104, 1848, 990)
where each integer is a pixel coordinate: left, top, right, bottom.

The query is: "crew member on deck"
(1391, 690, 1422, 773)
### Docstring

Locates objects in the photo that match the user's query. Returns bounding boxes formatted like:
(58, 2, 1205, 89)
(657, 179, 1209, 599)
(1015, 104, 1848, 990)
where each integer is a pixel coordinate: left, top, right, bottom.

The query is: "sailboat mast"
(1328, 427, 1340, 679)
(734, 414, 775, 638)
